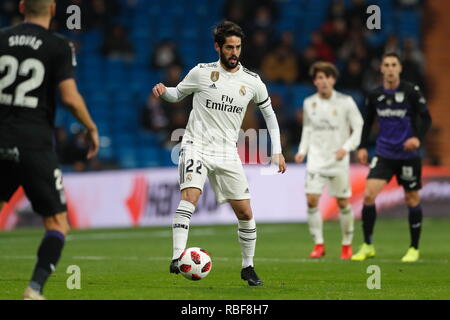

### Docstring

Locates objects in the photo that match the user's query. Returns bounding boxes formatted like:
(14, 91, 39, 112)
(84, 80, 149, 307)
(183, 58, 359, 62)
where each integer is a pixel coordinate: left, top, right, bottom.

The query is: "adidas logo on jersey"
(209, 83, 217, 89)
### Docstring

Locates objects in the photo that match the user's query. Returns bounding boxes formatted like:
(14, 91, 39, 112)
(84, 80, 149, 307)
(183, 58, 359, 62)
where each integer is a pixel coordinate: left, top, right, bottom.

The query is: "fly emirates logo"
(205, 95, 244, 114)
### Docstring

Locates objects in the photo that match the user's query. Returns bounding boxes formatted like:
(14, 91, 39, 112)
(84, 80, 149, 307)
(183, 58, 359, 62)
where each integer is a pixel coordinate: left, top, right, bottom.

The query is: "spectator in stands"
(339, 58, 364, 90)
(141, 94, 169, 134)
(298, 46, 319, 83)
(261, 32, 299, 84)
(362, 57, 383, 93)
(150, 39, 183, 70)
(0, 0, 19, 20)
(322, 18, 348, 53)
(395, 0, 424, 9)
(241, 29, 271, 73)
(100, 25, 134, 61)
(345, 0, 367, 30)
(311, 31, 335, 62)
(327, 0, 347, 21)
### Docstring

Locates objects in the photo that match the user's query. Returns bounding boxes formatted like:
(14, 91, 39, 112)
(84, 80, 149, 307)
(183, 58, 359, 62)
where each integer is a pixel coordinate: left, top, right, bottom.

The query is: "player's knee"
(337, 198, 349, 209)
(306, 196, 319, 209)
(44, 213, 70, 236)
(236, 208, 253, 220)
(405, 191, 420, 207)
(181, 189, 201, 207)
(363, 190, 377, 205)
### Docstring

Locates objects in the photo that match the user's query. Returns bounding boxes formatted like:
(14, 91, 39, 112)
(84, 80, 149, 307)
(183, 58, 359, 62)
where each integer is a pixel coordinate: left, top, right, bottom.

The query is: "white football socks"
(172, 200, 195, 260)
(307, 207, 324, 244)
(339, 205, 354, 246)
(238, 218, 257, 268)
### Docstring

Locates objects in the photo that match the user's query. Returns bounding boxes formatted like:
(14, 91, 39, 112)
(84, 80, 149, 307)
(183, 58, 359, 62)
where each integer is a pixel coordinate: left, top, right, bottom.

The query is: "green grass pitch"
(0, 218, 449, 300)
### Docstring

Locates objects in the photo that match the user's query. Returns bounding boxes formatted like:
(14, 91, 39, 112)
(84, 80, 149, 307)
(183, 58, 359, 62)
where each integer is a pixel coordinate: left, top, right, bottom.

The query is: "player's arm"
(259, 103, 286, 173)
(337, 98, 364, 161)
(59, 79, 99, 159)
(153, 84, 188, 102)
(404, 86, 432, 151)
(295, 104, 310, 164)
(54, 38, 99, 159)
(255, 80, 286, 173)
(357, 95, 377, 165)
(153, 66, 200, 103)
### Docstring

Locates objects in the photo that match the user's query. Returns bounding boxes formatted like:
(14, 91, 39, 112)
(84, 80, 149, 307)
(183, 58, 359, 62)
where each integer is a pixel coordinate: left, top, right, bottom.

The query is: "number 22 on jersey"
(0, 55, 45, 109)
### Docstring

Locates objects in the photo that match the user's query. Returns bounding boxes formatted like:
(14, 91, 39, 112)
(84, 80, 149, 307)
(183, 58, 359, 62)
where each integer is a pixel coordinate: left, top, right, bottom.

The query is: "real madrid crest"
(210, 71, 220, 82)
(239, 86, 246, 96)
(394, 92, 405, 103)
(312, 102, 317, 109)
(332, 109, 337, 116)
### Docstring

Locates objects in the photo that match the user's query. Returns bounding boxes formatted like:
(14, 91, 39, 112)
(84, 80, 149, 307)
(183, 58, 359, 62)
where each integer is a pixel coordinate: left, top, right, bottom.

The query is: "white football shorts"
(178, 145, 250, 204)
(304, 170, 352, 198)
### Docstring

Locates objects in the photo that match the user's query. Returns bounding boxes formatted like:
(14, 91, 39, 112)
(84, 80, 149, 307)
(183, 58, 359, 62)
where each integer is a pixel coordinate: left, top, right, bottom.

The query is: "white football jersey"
(176, 61, 271, 154)
(299, 90, 364, 176)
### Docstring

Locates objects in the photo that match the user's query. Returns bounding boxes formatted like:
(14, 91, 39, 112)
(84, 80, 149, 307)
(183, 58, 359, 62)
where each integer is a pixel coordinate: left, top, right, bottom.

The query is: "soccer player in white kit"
(295, 62, 363, 259)
(152, 21, 286, 286)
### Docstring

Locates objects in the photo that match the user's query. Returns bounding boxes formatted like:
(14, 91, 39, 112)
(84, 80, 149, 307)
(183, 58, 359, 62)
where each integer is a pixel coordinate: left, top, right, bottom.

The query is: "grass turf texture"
(0, 218, 449, 300)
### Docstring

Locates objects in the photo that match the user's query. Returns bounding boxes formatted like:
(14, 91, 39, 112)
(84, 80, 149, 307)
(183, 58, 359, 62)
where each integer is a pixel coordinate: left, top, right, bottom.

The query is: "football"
(178, 247, 212, 281)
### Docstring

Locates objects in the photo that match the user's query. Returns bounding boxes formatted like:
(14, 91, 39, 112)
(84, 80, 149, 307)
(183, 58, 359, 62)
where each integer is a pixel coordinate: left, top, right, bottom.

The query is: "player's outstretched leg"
(170, 196, 197, 274)
(23, 212, 69, 300)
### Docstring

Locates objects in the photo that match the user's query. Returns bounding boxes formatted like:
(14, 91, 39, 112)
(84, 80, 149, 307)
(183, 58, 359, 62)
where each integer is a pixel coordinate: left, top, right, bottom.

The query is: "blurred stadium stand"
(0, 0, 428, 170)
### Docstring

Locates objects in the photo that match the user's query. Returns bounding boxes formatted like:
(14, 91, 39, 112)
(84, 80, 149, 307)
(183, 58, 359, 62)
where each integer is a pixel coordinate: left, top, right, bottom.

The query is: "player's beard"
(220, 51, 240, 70)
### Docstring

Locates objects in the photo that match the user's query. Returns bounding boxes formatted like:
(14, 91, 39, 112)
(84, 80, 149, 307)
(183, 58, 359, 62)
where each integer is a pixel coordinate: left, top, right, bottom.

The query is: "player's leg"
(0, 201, 4, 211)
(336, 198, 354, 259)
(19, 150, 69, 299)
(304, 172, 326, 258)
(329, 172, 354, 259)
(228, 199, 262, 286)
(353, 156, 396, 261)
(171, 147, 208, 273)
(306, 193, 325, 258)
(398, 158, 423, 262)
(401, 190, 421, 262)
(171, 187, 201, 263)
(213, 155, 261, 286)
(351, 178, 386, 261)
(362, 178, 387, 243)
(25, 211, 70, 299)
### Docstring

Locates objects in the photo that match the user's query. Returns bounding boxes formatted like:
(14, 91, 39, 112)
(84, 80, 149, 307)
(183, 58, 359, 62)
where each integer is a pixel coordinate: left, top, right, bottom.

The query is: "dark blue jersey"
(360, 81, 432, 159)
(0, 23, 76, 150)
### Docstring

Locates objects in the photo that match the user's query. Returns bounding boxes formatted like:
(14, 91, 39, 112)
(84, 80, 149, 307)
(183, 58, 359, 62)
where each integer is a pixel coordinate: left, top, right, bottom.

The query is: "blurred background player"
(295, 62, 363, 259)
(352, 52, 432, 262)
(153, 21, 286, 286)
(0, 0, 99, 299)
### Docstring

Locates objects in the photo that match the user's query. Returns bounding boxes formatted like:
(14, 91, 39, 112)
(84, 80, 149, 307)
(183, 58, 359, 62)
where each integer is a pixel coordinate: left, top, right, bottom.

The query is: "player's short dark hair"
(22, 0, 54, 16)
(309, 61, 339, 80)
(382, 52, 403, 65)
(213, 21, 245, 47)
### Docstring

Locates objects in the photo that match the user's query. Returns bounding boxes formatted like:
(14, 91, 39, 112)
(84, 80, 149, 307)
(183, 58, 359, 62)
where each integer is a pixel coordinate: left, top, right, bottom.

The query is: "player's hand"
(357, 148, 368, 165)
(403, 137, 421, 151)
(86, 127, 100, 160)
(335, 148, 347, 161)
(152, 83, 167, 98)
(272, 153, 287, 174)
(294, 153, 305, 163)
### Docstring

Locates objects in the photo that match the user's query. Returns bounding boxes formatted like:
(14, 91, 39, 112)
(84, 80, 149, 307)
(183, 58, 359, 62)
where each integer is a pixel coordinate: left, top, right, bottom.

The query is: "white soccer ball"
(178, 247, 212, 281)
